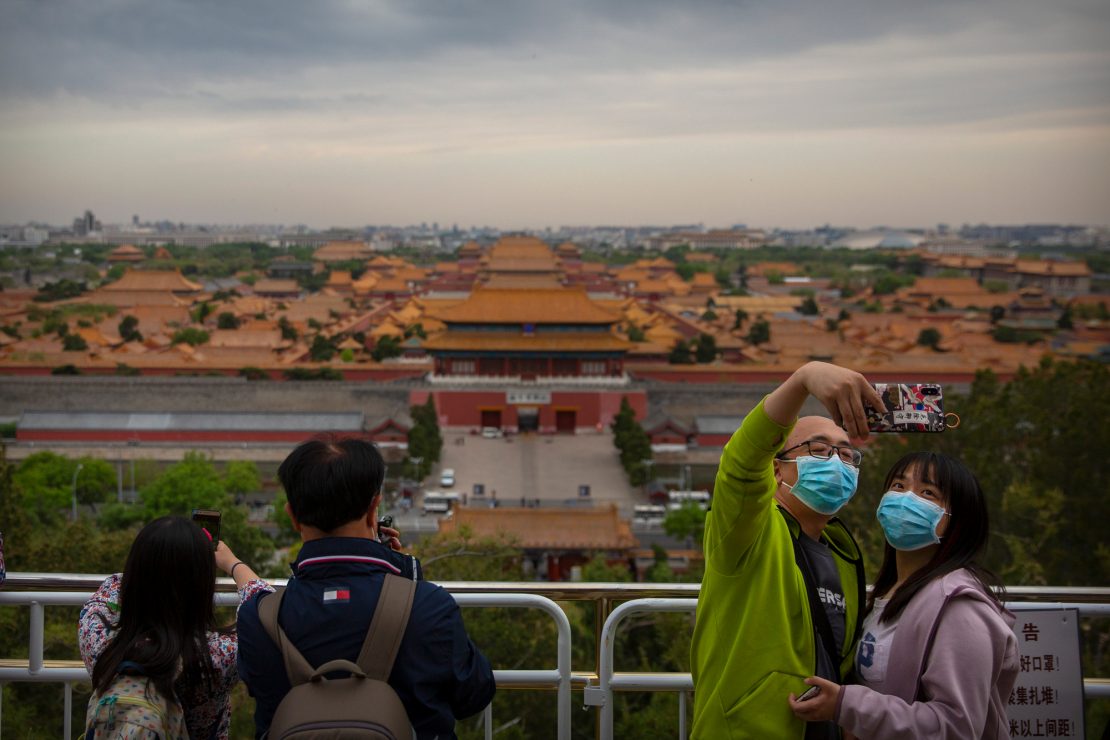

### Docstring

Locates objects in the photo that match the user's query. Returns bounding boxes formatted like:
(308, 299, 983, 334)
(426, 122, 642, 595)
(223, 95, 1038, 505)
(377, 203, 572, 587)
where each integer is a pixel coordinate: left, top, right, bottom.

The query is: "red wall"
(410, 388, 648, 431)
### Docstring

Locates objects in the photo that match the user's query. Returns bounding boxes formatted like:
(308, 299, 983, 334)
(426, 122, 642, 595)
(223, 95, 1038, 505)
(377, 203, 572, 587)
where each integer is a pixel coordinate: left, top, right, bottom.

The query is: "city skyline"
(1, 1, 1108, 230)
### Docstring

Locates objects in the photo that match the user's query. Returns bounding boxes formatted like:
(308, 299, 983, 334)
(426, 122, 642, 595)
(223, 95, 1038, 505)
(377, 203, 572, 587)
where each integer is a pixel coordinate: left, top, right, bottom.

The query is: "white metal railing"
(587, 597, 1110, 740)
(1, 576, 1108, 740)
(0, 584, 572, 740)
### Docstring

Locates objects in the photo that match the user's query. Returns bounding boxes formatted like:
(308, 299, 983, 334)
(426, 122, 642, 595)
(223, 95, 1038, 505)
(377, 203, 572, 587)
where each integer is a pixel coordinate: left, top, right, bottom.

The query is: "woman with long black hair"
(790, 451, 1019, 739)
(79, 516, 271, 739)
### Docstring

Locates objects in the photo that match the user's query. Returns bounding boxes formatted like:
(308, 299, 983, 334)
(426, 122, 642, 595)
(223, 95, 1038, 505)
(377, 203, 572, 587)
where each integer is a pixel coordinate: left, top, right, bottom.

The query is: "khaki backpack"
(258, 574, 416, 740)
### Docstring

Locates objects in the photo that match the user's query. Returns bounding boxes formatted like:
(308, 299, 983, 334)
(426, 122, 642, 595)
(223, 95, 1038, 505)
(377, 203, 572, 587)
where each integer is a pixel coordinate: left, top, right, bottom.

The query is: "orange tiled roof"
(422, 331, 630, 352)
(102, 269, 202, 293)
(253, 279, 301, 294)
(438, 505, 637, 550)
(108, 244, 145, 262)
(429, 286, 619, 325)
(1013, 260, 1091, 277)
(313, 241, 372, 263)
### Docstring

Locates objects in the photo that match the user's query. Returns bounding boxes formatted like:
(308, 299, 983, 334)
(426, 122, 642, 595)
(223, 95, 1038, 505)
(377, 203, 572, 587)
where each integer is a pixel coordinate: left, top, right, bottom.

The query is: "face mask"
(876, 490, 948, 550)
(783, 455, 860, 515)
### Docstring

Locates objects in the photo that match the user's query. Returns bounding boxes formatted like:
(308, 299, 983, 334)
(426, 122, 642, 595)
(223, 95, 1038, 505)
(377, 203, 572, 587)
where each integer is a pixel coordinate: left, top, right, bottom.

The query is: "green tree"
(216, 312, 240, 330)
(191, 301, 215, 324)
(799, 296, 819, 315)
(626, 324, 645, 342)
(51, 364, 81, 375)
(745, 319, 771, 345)
(223, 460, 261, 496)
(14, 452, 116, 519)
(62, 333, 88, 351)
(309, 334, 337, 361)
(372, 335, 403, 362)
(693, 333, 717, 363)
(668, 339, 693, 364)
(916, 327, 942, 350)
(611, 398, 653, 485)
(171, 327, 210, 346)
(732, 308, 748, 330)
(278, 316, 298, 341)
(118, 314, 143, 342)
(407, 396, 443, 478)
(663, 502, 708, 544)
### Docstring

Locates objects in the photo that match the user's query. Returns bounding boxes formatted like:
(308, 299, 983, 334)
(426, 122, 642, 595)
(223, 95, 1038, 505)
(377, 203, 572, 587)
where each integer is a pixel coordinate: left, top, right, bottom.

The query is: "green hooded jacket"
(691, 399, 865, 740)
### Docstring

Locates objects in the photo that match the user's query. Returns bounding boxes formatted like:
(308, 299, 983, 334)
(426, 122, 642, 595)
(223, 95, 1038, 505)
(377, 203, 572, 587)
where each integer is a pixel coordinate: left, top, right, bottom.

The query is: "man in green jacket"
(691, 362, 884, 740)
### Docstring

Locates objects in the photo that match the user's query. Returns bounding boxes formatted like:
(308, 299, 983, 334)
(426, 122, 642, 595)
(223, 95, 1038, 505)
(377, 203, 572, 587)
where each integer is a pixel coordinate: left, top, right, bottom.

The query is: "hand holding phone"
(191, 509, 221, 551)
(867, 383, 954, 433)
(797, 685, 821, 702)
(376, 515, 395, 545)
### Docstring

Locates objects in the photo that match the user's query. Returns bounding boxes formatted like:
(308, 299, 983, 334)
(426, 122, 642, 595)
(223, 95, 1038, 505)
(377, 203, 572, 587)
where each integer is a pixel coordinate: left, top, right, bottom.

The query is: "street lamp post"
(71, 463, 84, 522)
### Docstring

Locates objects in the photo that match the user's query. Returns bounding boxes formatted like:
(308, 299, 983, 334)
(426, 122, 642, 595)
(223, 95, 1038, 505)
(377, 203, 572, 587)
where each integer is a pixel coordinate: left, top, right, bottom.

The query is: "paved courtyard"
(426, 430, 641, 514)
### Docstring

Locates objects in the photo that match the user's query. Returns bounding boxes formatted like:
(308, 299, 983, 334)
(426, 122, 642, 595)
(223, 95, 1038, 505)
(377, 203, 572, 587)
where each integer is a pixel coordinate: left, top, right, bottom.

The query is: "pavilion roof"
(429, 286, 619, 325)
(438, 504, 637, 550)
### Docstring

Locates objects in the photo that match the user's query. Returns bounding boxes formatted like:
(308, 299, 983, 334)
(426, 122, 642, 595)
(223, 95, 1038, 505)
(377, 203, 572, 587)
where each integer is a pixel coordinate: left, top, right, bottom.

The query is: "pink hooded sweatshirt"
(835, 569, 1019, 739)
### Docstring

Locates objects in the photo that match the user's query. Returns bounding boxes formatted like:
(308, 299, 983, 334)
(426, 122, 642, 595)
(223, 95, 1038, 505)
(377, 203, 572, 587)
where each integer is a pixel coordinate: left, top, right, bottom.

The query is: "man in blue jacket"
(237, 435, 495, 739)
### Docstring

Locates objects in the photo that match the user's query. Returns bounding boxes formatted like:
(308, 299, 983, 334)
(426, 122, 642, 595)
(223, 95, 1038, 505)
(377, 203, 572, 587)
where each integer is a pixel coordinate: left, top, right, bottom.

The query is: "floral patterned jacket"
(79, 574, 272, 740)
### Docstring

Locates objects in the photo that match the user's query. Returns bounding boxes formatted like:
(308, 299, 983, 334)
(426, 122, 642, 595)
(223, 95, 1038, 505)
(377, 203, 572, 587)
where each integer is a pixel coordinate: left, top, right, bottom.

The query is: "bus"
(667, 490, 711, 511)
(422, 491, 461, 515)
(633, 504, 668, 524)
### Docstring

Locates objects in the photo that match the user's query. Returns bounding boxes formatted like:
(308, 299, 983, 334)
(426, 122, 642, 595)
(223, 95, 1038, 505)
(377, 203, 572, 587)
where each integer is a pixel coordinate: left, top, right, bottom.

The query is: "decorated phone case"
(867, 383, 948, 433)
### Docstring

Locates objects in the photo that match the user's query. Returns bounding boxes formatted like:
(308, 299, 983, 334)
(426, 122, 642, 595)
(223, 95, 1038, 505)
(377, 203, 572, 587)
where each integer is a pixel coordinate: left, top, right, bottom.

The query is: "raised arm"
(764, 362, 883, 441)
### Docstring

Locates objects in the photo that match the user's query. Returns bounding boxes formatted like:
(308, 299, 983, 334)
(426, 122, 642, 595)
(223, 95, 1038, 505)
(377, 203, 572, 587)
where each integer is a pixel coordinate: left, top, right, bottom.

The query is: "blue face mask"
(783, 455, 860, 515)
(876, 490, 948, 550)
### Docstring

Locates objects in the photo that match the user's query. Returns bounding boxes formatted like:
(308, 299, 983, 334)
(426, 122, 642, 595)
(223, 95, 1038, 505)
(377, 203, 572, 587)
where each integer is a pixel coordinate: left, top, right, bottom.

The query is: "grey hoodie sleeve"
(836, 597, 1018, 739)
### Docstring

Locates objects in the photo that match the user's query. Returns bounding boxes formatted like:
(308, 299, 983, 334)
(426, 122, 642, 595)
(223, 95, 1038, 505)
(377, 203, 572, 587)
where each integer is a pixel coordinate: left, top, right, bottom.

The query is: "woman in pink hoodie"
(790, 451, 1019, 739)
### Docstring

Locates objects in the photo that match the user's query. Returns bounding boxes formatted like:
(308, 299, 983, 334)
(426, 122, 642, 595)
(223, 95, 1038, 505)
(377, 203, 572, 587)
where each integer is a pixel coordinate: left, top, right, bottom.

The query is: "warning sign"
(1007, 609, 1085, 738)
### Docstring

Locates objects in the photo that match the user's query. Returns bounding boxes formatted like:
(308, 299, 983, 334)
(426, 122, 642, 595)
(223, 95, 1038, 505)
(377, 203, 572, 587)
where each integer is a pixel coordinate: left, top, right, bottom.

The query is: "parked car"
(440, 468, 456, 487)
(481, 427, 503, 438)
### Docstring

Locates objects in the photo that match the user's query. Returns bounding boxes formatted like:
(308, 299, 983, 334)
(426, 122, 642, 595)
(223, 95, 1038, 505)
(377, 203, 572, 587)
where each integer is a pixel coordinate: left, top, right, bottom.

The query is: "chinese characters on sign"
(506, 390, 552, 405)
(1007, 609, 1084, 738)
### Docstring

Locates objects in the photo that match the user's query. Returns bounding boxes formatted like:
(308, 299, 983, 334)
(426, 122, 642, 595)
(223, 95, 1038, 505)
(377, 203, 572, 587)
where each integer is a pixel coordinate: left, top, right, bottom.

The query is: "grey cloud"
(3, 0, 1104, 99)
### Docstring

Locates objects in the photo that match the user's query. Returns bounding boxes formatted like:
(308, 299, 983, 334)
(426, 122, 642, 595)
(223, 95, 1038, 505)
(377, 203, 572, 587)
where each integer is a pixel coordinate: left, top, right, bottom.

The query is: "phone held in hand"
(797, 685, 821, 702)
(377, 515, 394, 545)
(867, 383, 958, 433)
(191, 509, 221, 550)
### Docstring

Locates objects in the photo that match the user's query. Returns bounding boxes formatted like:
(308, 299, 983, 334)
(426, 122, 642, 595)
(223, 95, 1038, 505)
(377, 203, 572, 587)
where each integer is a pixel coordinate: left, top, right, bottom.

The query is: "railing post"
(64, 682, 73, 738)
(28, 601, 44, 674)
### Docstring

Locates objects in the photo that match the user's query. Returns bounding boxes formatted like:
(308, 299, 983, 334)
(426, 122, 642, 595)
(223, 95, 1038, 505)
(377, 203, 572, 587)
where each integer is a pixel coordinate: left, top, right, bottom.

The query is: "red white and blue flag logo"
(323, 588, 351, 604)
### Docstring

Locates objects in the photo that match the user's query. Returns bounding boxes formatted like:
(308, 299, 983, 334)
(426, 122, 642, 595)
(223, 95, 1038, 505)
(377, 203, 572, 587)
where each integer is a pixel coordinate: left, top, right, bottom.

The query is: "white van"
(667, 490, 711, 511)
(422, 491, 461, 515)
(440, 468, 456, 487)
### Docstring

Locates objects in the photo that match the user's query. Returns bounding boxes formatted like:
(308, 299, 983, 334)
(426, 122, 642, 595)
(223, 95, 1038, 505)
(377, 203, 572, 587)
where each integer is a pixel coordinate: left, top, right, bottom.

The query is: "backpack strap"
(356, 574, 417, 681)
(257, 588, 316, 686)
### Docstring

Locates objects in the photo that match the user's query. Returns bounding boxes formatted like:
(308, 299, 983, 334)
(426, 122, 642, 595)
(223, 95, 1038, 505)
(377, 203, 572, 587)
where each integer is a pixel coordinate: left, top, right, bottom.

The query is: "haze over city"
(1, 0, 1108, 229)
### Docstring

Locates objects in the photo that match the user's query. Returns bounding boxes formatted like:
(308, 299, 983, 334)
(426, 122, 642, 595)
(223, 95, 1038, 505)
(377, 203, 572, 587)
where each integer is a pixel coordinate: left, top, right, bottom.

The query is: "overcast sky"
(1, 0, 1108, 230)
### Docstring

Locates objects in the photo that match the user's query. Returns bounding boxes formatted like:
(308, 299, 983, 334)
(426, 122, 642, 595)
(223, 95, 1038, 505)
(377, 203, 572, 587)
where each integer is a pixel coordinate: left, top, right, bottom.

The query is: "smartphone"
(376, 515, 394, 545)
(867, 383, 947, 433)
(797, 685, 821, 702)
(191, 509, 221, 551)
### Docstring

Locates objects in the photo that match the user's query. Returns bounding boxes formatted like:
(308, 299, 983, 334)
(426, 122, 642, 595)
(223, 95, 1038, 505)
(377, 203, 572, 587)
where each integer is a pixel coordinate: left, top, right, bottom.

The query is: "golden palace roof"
(422, 331, 631, 353)
(438, 504, 637, 550)
(101, 269, 203, 293)
(428, 286, 620, 325)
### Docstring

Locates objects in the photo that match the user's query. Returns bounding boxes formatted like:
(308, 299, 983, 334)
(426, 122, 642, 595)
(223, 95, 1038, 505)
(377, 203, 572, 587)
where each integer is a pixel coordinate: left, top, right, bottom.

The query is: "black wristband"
(230, 561, 247, 578)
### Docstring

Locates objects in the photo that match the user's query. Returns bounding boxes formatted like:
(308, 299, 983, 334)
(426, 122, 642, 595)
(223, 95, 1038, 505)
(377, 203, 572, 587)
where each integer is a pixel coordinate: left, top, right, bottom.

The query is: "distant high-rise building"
(72, 209, 100, 236)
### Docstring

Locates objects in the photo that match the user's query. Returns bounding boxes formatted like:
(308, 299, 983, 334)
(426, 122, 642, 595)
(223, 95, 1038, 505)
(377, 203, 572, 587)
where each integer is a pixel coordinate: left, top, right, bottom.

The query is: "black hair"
(871, 451, 1004, 624)
(278, 434, 385, 533)
(91, 516, 219, 700)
